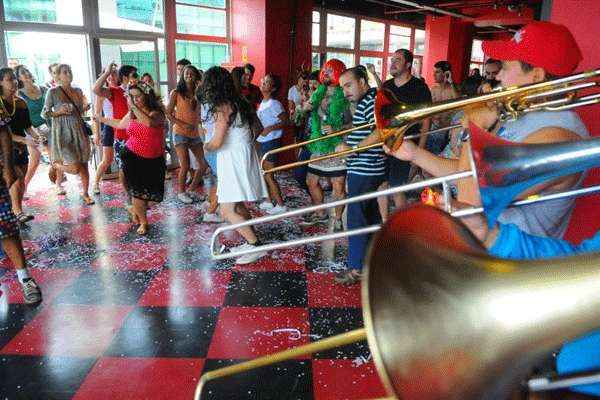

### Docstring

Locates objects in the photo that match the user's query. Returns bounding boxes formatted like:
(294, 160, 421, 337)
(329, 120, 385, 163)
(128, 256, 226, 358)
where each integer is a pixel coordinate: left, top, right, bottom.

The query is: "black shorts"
(13, 145, 29, 167)
(257, 138, 281, 163)
(387, 157, 411, 187)
(101, 124, 115, 147)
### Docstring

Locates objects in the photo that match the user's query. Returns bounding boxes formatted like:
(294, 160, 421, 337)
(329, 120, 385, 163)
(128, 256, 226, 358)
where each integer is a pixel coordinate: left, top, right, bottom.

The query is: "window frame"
(311, 8, 423, 80)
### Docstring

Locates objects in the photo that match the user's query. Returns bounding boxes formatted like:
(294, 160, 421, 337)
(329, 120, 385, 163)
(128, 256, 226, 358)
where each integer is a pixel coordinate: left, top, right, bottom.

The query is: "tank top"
(172, 92, 199, 137)
(495, 110, 589, 238)
(126, 119, 165, 159)
(19, 87, 47, 128)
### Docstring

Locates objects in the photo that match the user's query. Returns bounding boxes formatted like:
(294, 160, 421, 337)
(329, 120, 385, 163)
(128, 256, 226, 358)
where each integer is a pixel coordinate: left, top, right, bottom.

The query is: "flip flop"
(16, 213, 34, 224)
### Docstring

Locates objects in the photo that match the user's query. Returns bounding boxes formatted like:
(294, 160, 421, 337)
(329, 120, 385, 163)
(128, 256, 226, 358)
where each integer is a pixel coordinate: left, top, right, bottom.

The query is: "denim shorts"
(205, 151, 217, 178)
(257, 138, 281, 163)
(101, 124, 114, 147)
(173, 133, 203, 147)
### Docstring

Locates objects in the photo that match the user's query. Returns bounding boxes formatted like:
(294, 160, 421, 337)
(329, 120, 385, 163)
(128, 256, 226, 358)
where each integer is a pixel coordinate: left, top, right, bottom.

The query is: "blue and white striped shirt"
(345, 88, 387, 176)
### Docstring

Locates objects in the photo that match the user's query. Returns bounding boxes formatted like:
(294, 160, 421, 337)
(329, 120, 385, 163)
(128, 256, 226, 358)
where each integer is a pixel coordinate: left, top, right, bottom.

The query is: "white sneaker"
(266, 204, 288, 215)
(259, 200, 274, 210)
(202, 213, 223, 223)
(234, 244, 267, 265)
(178, 192, 194, 204)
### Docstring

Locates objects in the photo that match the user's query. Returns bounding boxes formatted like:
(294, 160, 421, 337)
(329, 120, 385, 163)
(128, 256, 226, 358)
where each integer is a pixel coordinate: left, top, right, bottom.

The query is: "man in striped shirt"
(334, 66, 386, 285)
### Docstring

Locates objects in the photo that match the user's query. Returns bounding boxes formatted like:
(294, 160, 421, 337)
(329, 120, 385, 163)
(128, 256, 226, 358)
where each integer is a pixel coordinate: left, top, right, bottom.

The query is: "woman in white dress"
(201, 66, 268, 264)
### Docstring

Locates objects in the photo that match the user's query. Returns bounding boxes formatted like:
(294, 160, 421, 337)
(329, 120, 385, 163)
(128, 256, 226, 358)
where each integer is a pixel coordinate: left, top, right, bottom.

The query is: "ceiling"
(314, 0, 544, 34)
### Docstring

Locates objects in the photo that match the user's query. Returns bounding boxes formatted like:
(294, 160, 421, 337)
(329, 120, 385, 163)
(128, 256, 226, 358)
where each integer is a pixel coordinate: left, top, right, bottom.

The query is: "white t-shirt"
(256, 98, 285, 143)
(287, 85, 302, 109)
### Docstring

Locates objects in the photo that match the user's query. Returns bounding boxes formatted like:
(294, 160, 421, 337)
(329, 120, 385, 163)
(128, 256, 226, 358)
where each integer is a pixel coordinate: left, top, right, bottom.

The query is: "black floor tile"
(309, 308, 370, 359)
(224, 271, 307, 307)
(53, 270, 157, 305)
(201, 358, 313, 400)
(0, 303, 42, 350)
(0, 355, 96, 400)
(105, 306, 219, 358)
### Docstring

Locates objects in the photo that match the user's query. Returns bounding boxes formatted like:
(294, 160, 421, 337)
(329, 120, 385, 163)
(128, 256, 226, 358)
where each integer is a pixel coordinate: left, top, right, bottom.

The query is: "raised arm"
(93, 63, 116, 100)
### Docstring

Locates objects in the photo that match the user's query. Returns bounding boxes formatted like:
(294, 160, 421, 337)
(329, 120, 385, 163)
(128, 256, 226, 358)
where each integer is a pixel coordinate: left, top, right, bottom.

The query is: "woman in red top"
(99, 83, 165, 235)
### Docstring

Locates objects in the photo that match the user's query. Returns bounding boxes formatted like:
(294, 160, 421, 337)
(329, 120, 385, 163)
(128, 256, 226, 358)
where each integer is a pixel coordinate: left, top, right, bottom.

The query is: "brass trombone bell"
(260, 69, 600, 175)
(195, 205, 600, 399)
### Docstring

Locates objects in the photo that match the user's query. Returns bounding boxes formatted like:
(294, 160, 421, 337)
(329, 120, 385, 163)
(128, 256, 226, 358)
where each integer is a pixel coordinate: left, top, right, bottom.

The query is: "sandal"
(82, 195, 95, 206)
(56, 186, 67, 196)
(137, 224, 148, 235)
(92, 183, 101, 195)
(334, 270, 362, 286)
(16, 212, 34, 224)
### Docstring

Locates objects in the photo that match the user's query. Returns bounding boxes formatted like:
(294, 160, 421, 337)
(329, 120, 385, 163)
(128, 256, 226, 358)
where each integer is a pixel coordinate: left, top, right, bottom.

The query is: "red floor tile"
(1, 304, 132, 357)
(312, 359, 387, 400)
(72, 222, 132, 246)
(1, 269, 81, 305)
(73, 357, 204, 400)
(306, 272, 362, 308)
(92, 242, 167, 271)
(207, 307, 311, 359)
(138, 269, 231, 307)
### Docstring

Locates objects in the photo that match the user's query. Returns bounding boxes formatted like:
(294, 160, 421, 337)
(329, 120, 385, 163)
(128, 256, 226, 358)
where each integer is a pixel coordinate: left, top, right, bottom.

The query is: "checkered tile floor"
(0, 173, 386, 399)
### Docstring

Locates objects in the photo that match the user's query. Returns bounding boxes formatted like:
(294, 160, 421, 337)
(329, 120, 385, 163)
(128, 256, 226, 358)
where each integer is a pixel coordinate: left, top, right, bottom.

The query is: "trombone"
(260, 69, 600, 174)
(210, 69, 600, 260)
(195, 205, 600, 399)
(211, 130, 600, 261)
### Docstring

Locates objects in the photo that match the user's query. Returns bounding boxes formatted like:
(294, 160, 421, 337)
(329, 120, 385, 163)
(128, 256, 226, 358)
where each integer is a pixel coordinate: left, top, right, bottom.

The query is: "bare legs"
(262, 160, 284, 207)
(24, 144, 40, 194)
(93, 146, 114, 191)
(219, 202, 258, 244)
(9, 166, 26, 216)
(131, 197, 148, 235)
(52, 161, 94, 204)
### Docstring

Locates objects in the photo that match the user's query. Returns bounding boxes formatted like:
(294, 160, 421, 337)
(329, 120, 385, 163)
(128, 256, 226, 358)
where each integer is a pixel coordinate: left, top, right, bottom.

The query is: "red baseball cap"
(482, 21, 582, 76)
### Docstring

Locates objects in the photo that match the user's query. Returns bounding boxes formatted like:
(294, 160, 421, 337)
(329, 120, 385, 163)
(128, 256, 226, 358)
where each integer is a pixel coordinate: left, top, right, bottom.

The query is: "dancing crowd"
(0, 21, 598, 305)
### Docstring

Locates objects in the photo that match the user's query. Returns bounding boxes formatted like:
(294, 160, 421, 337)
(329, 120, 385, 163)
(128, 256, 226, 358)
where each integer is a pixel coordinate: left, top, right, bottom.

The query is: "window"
(176, 1, 226, 37)
(100, 38, 158, 82)
(5, 31, 92, 98)
(312, 11, 320, 47)
(414, 29, 426, 55)
(360, 56, 383, 87)
(313, 10, 424, 80)
(326, 14, 355, 49)
(312, 52, 321, 70)
(360, 20, 385, 52)
(3, 0, 83, 25)
(326, 52, 355, 69)
(98, 0, 164, 32)
(471, 39, 484, 62)
(389, 25, 411, 52)
(175, 40, 228, 72)
(470, 39, 485, 75)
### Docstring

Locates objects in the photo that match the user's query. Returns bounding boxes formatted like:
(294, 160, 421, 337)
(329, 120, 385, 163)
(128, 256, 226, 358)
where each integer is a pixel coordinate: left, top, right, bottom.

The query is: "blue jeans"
(346, 173, 386, 270)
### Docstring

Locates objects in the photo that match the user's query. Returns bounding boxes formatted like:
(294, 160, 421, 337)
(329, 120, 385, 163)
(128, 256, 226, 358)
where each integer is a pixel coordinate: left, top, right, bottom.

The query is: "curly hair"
(198, 66, 254, 128)
(128, 83, 163, 114)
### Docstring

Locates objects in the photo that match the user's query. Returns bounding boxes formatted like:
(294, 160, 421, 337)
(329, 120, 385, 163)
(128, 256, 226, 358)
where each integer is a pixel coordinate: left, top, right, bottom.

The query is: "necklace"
(0, 96, 16, 117)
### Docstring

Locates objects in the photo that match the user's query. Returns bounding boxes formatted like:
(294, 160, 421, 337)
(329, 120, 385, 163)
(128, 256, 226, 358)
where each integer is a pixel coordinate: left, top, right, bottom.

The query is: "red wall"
(422, 15, 473, 87)
(230, 0, 312, 165)
(551, 0, 600, 243)
(230, 0, 267, 79)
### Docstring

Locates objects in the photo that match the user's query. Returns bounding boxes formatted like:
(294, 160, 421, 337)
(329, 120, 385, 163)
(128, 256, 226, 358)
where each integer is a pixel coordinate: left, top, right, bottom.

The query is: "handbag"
(59, 87, 93, 137)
